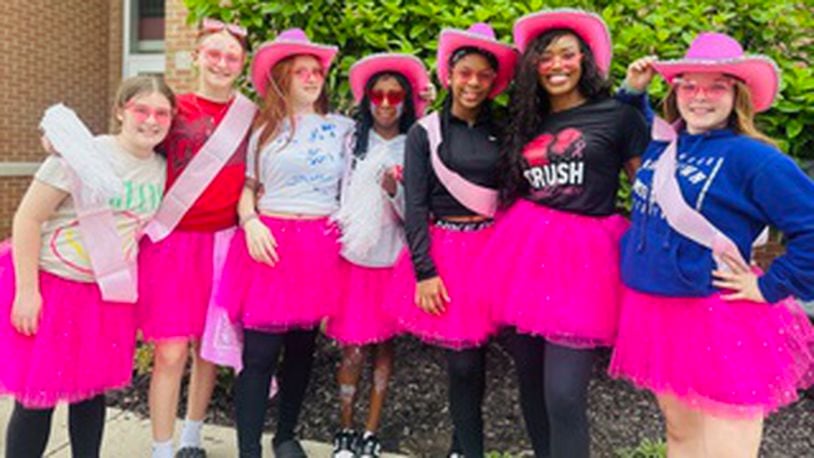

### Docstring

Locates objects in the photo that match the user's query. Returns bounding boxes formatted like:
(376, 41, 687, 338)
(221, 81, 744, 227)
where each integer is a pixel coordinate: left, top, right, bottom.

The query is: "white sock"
(151, 440, 174, 458)
(363, 430, 375, 440)
(179, 419, 204, 449)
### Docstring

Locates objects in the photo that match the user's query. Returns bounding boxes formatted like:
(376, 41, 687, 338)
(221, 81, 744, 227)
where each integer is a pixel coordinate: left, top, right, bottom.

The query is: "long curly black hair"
(499, 29, 611, 204)
(351, 71, 417, 159)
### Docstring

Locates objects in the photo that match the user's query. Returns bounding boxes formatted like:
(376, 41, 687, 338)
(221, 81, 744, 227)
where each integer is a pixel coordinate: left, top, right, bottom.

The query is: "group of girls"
(1, 7, 813, 458)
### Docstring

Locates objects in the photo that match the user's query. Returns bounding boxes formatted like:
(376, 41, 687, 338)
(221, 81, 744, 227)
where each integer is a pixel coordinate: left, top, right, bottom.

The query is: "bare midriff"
(437, 214, 490, 223)
(259, 210, 327, 220)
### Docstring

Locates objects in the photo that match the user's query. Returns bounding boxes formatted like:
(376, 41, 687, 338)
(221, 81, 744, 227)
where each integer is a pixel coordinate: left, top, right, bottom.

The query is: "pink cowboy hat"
(653, 32, 780, 112)
(437, 23, 518, 99)
(513, 8, 612, 76)
(349, 53, 432, 115)
(250, 28, 338, 97)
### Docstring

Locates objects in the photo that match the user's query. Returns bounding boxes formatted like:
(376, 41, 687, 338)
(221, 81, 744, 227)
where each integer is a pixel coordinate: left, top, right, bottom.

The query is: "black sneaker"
(175, 447, 207, 458)
(332, 430, 358, 458)
(357, 434, 381, 458)
(273, 439, 308, 458)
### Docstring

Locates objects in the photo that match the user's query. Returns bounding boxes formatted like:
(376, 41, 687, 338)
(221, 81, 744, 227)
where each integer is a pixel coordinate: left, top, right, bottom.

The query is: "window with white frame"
(123, 0, 166, 76)
(131, 0, 165, 53)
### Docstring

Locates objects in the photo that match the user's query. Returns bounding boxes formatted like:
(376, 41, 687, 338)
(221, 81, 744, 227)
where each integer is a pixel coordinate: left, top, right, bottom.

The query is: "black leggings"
(5, 395, 106, 458)
(508, 332, 595, 458)
(235, 328, 318, 458)
(446, 346, 486, 458)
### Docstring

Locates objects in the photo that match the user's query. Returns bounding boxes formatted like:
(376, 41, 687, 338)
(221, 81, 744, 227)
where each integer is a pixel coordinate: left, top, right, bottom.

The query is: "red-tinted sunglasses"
(368, 89, 406, 106)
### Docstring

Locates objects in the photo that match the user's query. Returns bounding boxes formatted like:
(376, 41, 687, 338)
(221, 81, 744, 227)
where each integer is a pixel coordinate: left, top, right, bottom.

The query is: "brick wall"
(164, 0, 198, 94)
(1, 0, 116, 162)
(109, 1, 125, 119)
(0, 0, 121, 238)
(0, 178, 33, 239)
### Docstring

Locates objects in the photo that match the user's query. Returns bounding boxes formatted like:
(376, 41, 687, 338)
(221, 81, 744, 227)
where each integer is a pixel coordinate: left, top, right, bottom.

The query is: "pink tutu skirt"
(609, 286, 814, 418)
(479, 199, 629, 348)
(138, 229, 224, 341)
(326, 259, 401, 345)
(384, 221, 496, 349)
(221, 216, 341, 332)
(0, 246, 136, 408)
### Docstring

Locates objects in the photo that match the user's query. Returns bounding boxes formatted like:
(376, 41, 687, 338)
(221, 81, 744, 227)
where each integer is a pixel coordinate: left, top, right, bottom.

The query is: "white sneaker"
(332, 430, 358, 458)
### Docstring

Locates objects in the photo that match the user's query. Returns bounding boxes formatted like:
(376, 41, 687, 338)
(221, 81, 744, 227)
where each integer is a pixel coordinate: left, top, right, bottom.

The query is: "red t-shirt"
(160, 93, 250, 231)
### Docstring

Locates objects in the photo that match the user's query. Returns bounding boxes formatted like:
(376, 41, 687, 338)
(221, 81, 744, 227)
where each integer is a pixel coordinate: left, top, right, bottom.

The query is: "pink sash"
(200, 228, 243, 370)
(40, 105, 137, 303)
(71, 177, 138, 302)
(144, 93, 257, 242)
(651, 116, 749, 272)
(417, 112, 498, 217)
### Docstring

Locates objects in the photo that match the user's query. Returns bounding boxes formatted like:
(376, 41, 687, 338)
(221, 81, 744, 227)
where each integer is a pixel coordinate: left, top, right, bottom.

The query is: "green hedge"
(185, 0, 813, 160)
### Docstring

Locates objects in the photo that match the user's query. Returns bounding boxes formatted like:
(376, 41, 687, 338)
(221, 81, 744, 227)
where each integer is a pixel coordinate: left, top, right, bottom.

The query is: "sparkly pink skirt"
(220, 216, 341, 332)
(137, 229, 225, 341)
(480, 199, 629, 348)
(325, 259, 401, 345)
(384, 221, 496, 349)
(0, 245, 136, 407)
(609, 286, 814, 418)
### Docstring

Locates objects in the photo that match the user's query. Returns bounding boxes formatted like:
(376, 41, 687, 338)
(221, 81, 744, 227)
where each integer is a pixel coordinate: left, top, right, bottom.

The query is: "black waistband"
(434, 219, 494, 231)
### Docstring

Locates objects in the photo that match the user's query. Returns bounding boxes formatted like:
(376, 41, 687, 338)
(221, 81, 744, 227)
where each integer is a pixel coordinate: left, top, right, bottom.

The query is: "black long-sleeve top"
(403, 104, 502, 280)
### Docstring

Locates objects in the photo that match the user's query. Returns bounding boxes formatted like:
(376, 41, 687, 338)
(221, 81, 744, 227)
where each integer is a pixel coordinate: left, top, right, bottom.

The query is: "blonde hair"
(663, 79, 777, 147)
(112, 76, 176, 132)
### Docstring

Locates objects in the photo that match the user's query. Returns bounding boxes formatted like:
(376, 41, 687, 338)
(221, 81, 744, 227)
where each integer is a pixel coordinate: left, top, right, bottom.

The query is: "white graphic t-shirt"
(34, 135, 165, 282)
(248, 114, 354, 215)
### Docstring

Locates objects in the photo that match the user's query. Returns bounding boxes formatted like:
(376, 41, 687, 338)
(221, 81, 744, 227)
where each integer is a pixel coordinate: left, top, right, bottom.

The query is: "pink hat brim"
(513, 9, 612, 76)
(349, 53, 432, 116)
(251, 40, 338, 97)
(437, 28, 518, 99)
(653, 56, 780, 112)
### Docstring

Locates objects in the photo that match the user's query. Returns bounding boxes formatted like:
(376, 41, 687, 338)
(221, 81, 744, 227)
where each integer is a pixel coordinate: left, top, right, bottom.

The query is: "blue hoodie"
(621, 128, 814, 303)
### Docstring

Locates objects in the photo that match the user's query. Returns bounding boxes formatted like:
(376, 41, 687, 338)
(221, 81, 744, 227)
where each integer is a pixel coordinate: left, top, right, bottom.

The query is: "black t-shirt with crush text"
(521, 98, 649, 215)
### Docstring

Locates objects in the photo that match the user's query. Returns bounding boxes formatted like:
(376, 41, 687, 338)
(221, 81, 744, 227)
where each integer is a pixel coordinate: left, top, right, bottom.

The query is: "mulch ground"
(110, 331, 814, 457)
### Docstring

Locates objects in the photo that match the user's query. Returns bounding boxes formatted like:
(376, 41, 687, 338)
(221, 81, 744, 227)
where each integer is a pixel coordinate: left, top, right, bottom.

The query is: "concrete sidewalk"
(0, 398, 407, 457)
